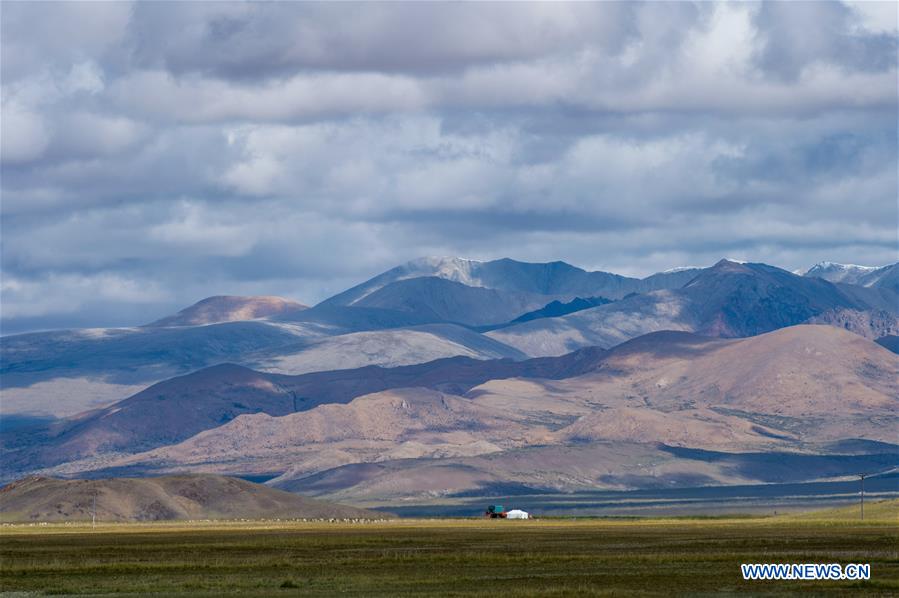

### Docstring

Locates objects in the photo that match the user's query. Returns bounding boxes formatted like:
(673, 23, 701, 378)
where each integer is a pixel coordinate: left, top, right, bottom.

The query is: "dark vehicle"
(485, 505, 507, 518)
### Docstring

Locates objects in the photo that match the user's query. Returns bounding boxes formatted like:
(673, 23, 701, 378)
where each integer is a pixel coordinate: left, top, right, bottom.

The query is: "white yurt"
(506, 509, 529, 519)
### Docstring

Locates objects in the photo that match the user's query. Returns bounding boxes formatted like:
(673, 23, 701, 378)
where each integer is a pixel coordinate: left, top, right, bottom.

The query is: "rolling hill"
(1, 345, 607, 476)
(28, 326, 895, 503)
(0, 474, 387, 522)
(146, 295, 308, 327)
(0, 320, 523, 417)
(253, 324, 528, 375)
(0, 320, 328, 417)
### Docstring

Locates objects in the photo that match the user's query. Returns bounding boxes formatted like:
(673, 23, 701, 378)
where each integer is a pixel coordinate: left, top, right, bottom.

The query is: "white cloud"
(1, 272, 168, 319)
(110, 70, 427, 123)
(55, 112, 147, 157)
(147, 202, 256, 256)
(1, 2, 132, 84)
(1, 100, 51, 163)
(1, 1, 896, 331)
(64, 61, 105, 95)
(847, 0, 898, 34)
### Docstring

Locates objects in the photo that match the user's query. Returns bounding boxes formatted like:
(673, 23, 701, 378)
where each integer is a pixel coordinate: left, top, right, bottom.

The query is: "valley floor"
(2, 508, 897, 596)
(368, 473, 899, 518)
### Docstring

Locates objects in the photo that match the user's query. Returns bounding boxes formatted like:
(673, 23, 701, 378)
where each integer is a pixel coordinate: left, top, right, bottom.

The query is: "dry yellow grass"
(2, 506, 896, 596)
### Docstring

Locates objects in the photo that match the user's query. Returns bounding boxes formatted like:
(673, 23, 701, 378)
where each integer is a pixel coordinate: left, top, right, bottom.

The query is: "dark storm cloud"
(1, 1, 896, 333)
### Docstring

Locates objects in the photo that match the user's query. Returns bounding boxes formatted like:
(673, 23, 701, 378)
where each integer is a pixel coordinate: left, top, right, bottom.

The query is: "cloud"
(847, 0, 899, 34)
(1, 272, 169, 320)
(755, 1, 898, 80)
(123, 2, 638, 78)
(0, 1, 896, 332)
(0, 100, 50, 163)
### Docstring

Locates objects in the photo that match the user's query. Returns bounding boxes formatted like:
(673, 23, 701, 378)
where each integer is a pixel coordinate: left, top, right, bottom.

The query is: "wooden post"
(859, 474, 865, 521)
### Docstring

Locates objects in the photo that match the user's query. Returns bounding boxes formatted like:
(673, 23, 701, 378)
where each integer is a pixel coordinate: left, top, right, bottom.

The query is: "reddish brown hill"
(1, 347, 608, 474)
(92, 326, 897, 501)
(6, 326, 896, 502)
(148, 296, 307, 327)
(0, 474, 387, 522)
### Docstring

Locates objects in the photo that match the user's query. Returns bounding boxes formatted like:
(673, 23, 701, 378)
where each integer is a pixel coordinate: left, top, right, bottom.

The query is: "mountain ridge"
(804, 261, 897, 287)
(319, 256, 702, 307)
(3, 256, 896, 427)
(487, 260, 895, 357)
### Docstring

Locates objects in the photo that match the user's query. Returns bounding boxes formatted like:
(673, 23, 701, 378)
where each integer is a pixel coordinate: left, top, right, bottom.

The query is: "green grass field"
(1, 504, 897, 596)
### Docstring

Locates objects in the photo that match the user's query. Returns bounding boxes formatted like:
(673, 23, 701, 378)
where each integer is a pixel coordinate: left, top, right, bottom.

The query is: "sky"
(1, 1, 897, 333)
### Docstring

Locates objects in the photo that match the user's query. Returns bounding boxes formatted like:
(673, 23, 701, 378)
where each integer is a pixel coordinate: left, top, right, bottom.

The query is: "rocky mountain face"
(871, 263, 899, 294)
(805, 308, 899, 339)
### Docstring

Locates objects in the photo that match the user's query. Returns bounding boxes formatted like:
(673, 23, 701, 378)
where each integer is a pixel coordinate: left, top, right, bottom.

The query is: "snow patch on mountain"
(804, 262, 892, 286)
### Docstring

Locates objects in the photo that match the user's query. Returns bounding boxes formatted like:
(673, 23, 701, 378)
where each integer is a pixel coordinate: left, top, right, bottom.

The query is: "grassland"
(1, 504, 897, 596)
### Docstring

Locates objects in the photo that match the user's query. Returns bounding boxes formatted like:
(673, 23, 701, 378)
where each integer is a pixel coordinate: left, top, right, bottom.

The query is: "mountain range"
(804, 261, 898, 290)
(1, 257, 897, 509)
(486, 259, 898, 356)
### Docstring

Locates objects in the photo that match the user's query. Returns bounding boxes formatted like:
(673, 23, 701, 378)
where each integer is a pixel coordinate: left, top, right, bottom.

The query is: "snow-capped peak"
(411, 256, 479, 267)
(660, 266, 700, 274)
(807, 261, 878, 273)
(803, 261, 887, 286)
(403, 256, 483, 287)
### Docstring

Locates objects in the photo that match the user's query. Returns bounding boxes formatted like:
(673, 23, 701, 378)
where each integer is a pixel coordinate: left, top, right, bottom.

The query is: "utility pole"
(92, 493, 96, 529)
(859, 474, 866, 521)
